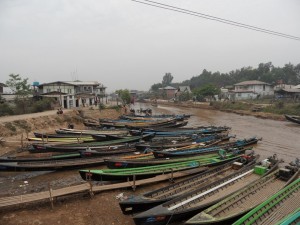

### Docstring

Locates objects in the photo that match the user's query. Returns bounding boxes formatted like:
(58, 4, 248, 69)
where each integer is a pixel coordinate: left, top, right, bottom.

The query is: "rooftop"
(234, 80, 271, 86)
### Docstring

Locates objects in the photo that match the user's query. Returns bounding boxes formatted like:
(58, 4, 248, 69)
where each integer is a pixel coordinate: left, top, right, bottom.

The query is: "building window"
(263, 85, 265, 91)
(46, 88, 51, 93)
(57, 89, 61, 92)
(237, 93, 241, 97)
(68, 89, 72, 94)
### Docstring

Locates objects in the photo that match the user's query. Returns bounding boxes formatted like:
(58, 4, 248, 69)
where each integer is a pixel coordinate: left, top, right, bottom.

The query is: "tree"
(162, 73, 173, 87)
(6, 74, 32, 114)
(115, 89, 131, 105)
(193, 84, 220, 101)
(150, 83, 163, 92)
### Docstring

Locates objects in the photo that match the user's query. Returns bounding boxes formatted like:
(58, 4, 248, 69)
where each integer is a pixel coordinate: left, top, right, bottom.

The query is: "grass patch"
(262, 102, 300, 116)
(13, 120, 32, 132)
(4, 122, 17, 132)
(211, 101, 252, 111)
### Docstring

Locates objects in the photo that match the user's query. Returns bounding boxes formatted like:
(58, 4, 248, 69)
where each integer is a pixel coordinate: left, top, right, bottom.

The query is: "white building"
(38, 81, 106, 109)
(231, 80, 274, 100)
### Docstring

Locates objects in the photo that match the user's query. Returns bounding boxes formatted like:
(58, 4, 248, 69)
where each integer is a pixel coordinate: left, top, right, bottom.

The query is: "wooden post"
(88, 180, 94, 198)
(21, 133, 23, 148)
(132, 175, 136, 192)
(169, 168, 174, 182)
(48, 183, 54, 209)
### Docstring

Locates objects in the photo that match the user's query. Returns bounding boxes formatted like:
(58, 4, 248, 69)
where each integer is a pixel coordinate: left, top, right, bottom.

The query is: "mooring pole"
(48, 183, 54, 209)
(132, 175, 136, 192)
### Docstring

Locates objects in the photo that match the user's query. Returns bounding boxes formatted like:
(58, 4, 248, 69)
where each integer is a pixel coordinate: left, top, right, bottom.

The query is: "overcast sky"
(0, 0, 299, 92)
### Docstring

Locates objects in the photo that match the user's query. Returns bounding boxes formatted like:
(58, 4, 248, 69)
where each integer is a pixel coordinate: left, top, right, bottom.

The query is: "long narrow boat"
(153, 137, 259, 158)
(275, 209, 300, 225)
(232, 177, 300, 225)
(186, 164, 300, 224)
(141, 125, 230, 133)
(101, 118, 178, 129)
(79, 161, 202, 181)
(55, 128, 129, 135)
(34, 132, 92, 139)
(119, 155, 258, 214)
(134, 134, 230, 151)
(129, 127, 229, 137)
(285, 115, 300, 125)
(27, 136, 95, 143)
(0, 157, 108, 171)
(79, 147, 140, 157)
(120, 114, 191, 120)
(30, 133, 155, 153)
(104, 148, 250, 169)
(132, 156, 279, 225)
(79, 152, 245, 182)
(0, 153, 81, 162)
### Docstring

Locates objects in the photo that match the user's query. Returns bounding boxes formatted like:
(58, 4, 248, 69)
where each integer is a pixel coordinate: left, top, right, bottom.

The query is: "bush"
(4, 122, 16, 132)
(31, 98, 54, 113)
(13, 120, 31, 132)
(0, 103, 14, 116)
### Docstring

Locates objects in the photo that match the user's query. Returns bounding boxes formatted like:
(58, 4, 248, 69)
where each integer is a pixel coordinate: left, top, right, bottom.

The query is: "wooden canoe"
(186, 165, 299, 224)
(285, 114, 300, 125)
(0, 157, 107, 171)
(153, 137, 259, 158)
(30, 133, 155, 153)
(104, 149, 249, 169)
(132, 157, 279, 225)
(119, 155, 259, 214)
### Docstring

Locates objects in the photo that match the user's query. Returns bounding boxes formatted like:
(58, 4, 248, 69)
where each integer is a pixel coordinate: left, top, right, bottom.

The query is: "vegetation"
(180, 62, 300, 89)
(115, 89, 131, 105)
(6, 74, 32, 114)
(150, 62, 300, 92)
(162, 73, 174, 87)
(193, 84, 220, 101)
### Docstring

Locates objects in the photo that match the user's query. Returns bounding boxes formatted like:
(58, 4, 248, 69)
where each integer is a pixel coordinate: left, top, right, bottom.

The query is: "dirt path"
(0, 109, 73, 123)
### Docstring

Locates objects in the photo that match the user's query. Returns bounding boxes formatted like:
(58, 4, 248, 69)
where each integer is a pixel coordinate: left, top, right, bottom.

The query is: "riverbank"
(153, 100, 287, 121)
(0, 107, 121, 156)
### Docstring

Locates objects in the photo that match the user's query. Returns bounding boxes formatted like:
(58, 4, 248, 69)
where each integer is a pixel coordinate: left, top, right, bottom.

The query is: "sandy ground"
(0, 103, 299, 225)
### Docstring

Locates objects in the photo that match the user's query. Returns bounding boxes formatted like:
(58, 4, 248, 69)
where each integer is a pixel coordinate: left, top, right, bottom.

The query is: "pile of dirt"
(0, 108, 122, 156)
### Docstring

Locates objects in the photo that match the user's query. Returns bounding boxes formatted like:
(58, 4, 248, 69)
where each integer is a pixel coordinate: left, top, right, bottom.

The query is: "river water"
(135, 103, 300, 163)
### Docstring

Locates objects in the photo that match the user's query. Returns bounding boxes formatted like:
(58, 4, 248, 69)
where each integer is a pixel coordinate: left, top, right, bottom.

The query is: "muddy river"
(146, 103, 300, 163)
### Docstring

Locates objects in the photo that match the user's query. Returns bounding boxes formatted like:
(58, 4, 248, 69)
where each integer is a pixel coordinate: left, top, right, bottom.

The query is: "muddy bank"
(155, 100, 286, 121)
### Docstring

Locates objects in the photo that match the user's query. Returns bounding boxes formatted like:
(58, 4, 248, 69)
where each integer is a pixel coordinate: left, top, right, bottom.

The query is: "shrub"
(4, 122, 16, 132)
(0, 103, 14, 116)
(13, 120, 31, 132)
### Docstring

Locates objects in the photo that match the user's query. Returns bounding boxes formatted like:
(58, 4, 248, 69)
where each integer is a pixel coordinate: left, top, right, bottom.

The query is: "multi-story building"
(38, 81, 106, 108)
(231, 80, 274, 100)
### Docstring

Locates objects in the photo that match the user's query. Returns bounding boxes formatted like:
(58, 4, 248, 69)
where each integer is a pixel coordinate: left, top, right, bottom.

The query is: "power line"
(131, 0, 300, 41)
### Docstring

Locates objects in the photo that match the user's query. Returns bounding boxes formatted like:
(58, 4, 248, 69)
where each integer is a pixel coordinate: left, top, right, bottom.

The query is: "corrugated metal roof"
(234, 80, 271, 86)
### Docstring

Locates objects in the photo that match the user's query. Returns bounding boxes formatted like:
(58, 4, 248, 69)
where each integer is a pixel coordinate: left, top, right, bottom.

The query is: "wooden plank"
(0, 167, 207, 209)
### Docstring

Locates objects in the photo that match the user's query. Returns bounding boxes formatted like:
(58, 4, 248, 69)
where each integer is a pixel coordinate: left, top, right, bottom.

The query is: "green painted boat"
(79, 160, 201, 181)
(105, 150, 248, 169)
(276, 209, 300, 225)
(231, 178, 300, 225)
(186, 166, 300, 225)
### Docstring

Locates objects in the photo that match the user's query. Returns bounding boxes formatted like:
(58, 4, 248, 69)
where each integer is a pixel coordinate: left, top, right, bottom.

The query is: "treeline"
(151, 62, 300, 91)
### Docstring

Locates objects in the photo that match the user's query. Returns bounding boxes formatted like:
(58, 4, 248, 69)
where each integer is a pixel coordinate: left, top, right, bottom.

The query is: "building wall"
(235, 84, 274, 96)
(234, 92, 258, 100)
